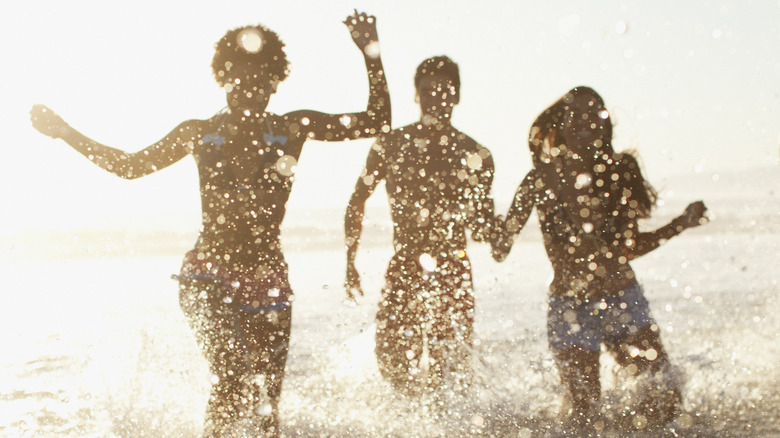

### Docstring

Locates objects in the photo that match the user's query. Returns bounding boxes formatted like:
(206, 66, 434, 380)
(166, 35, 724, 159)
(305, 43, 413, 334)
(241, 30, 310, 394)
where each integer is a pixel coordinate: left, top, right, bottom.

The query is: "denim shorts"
(547, 283, 656, 352)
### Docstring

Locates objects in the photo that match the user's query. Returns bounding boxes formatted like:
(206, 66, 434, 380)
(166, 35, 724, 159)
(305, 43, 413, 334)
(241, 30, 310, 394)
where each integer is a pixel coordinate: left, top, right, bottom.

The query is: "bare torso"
(377, 123, 494, 258)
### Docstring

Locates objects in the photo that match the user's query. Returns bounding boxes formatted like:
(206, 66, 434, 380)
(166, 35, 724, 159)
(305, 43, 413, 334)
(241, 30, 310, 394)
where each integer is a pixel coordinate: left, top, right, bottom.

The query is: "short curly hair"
(414, 56, 460, 92)
(211, 24, 290, 87)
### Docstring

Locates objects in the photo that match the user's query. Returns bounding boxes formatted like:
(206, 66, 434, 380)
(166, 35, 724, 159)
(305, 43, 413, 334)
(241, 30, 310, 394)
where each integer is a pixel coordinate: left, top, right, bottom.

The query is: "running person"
(345, 56, 497, 395)
(30, 11, 390, 437)
(492, 86, 708, 428)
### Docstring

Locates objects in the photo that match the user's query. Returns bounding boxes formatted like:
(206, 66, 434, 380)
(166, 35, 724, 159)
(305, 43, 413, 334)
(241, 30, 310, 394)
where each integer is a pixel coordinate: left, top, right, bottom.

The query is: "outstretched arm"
(30, 104, 196, 179)
(344, 143, 385, 302)
(625, 201, 708, 260)
(492, 171, 537, 262)
(286, 10, 391, 141)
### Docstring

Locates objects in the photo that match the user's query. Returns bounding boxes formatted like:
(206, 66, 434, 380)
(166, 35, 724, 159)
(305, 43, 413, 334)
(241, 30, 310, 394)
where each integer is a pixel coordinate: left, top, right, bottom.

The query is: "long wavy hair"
(528, 86, 657, 223)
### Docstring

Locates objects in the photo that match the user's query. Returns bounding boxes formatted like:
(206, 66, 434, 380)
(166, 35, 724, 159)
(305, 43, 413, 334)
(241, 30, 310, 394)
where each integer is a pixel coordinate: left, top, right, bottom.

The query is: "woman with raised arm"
(493, 86, 707, 429)
(30, 11, 390, 437)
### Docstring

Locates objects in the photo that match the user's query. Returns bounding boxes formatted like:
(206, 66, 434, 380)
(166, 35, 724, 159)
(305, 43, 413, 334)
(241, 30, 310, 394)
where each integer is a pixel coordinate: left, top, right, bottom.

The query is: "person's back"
(379, 123, 493, 257)
(344, 56, 497, 395)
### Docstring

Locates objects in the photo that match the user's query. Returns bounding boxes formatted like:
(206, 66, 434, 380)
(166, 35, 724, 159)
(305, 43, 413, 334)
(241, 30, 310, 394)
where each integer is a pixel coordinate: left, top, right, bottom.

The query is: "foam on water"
(1, 168, 779, 436)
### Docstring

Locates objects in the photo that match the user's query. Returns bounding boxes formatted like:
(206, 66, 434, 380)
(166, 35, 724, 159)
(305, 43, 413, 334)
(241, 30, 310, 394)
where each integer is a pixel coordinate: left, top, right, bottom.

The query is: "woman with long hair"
(493, 86, 708, 428)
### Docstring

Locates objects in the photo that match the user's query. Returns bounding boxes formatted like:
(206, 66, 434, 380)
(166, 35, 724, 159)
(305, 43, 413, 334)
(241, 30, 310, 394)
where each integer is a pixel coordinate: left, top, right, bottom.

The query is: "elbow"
(489, 238, 510, 262)
(113, 168, 144, 180)
(367, 107, 391, 134)
(105, 157, 149, 180)
(491, 248, 508, 263)
(117, 172, 140, 180)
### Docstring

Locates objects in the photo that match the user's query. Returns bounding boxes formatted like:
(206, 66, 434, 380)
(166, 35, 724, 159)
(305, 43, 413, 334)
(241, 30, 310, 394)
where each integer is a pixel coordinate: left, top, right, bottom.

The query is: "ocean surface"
(1, 166, 779, 437)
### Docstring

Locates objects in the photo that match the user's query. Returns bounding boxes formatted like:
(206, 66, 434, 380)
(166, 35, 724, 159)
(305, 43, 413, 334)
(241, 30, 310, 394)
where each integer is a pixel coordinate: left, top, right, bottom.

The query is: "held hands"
(679, 201, 709, 229)
(344, 10, 379, 57)
(30, 104, 69, 139)
(490, 215, 511, 262)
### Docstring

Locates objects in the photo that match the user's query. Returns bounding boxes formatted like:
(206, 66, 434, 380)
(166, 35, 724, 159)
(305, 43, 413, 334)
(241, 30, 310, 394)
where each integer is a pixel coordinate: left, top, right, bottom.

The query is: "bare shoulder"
(382, 123, 417, 141)
(452, 130, 494, 168)
(372, 123, 417, 151)
(173, 117, 218, 141)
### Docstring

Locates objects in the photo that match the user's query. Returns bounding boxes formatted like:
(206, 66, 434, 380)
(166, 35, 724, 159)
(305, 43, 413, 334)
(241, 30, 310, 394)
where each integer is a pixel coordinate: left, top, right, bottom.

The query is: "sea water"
(1, 167, 778, 437)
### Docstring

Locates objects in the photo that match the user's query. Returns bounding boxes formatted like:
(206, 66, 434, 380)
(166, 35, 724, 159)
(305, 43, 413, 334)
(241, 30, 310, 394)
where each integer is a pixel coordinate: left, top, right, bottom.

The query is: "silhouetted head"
(529, 86, 657, 224)
(561, 86, 612, 151)
(528, 86, 614, 169)
(414, 56, 460, 122)
(212, 25, 290, 110)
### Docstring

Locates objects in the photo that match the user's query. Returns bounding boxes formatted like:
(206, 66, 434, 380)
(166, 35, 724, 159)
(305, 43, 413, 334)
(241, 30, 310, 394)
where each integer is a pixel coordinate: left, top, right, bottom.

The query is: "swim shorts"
(547, 283, 656, 352)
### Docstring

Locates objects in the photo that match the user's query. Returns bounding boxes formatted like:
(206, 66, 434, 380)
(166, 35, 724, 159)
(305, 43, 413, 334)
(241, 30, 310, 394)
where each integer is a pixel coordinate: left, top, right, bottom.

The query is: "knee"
(612, 325, 670, 373)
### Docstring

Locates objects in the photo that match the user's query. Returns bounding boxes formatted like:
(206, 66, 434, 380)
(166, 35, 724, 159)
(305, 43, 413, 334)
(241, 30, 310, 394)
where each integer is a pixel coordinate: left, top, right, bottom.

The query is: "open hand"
(344, 10, 379, 57)
(30, 104, 69, 139)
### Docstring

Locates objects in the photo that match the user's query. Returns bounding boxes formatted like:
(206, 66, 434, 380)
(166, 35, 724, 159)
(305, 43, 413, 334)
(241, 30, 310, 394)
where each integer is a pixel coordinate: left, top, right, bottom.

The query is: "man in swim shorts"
(344, 56, 498, 396)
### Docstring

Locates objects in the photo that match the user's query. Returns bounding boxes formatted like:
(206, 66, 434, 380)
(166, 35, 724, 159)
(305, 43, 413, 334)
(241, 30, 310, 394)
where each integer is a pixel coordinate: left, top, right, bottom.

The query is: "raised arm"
(344, 143, 385, 302)
(492, 171, 538, 262)
(30, 104, 196, 179)
(626, 201, 708, 260)
(286, 10, 391, 141)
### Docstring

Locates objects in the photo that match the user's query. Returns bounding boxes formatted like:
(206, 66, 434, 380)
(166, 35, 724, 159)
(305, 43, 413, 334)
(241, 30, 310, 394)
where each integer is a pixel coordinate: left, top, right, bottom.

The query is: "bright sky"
(1, 0, 778, 233)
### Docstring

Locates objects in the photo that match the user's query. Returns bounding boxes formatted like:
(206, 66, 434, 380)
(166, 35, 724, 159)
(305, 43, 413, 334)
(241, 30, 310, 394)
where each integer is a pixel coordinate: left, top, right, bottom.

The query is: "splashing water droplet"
(419, 253, 437, 271)
(275, 155, 297, 177)
(582, 222, 594, 233)
(615, 20, 628, 34)
(466, 153, 483, 170)
(238, 28, 263, 53)
(575, 173, 592, 189)
(256, 402, 273, 417)
(712, 28, 722, 39)
(364, 41, 380, 58)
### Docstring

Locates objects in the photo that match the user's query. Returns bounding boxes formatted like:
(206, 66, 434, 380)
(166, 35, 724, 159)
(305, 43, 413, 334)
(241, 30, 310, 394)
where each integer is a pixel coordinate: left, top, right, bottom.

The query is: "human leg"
(178, 278, 291, 437)
(375, 285, 424, 393)
(426, 258, 474, 392)
(552, 347, 601, 423)
(238, 305, 292, 436)
(601, 285, 682, 424)
(547, 294, 603, 423)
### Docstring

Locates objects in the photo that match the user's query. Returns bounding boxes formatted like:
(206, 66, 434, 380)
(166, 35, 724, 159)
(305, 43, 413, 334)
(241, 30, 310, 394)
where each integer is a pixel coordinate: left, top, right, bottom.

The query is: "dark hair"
(612, 151, 658, 219)
(529, 86, 657, 219)
(211, 25, 290, 87)
(414, 56, 460, 92)
(562, 86, 612, 146)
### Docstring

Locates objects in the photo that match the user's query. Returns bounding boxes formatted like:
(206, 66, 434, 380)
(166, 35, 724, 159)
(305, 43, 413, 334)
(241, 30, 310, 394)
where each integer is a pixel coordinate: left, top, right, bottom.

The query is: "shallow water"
(2, 168, 779, 437)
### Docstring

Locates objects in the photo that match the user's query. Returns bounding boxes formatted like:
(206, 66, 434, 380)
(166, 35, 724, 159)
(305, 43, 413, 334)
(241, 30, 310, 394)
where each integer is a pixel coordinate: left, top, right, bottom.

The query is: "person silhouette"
(30, 11, 390, 437)
(344, 56, 497, 396)
(492, 86, 708, 429)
